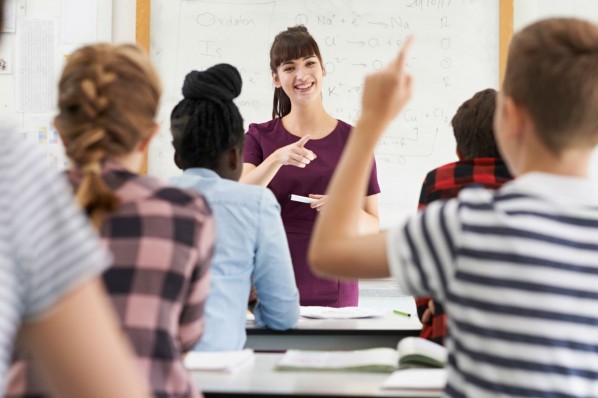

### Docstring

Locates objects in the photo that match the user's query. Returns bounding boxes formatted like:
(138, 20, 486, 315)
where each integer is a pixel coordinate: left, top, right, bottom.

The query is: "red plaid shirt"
(416, 158, 511, 345)
(7, 161, 214, 398)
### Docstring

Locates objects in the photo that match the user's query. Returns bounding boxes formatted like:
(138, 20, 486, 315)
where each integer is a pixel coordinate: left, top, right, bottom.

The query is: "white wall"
(112, 0, 135, 43)
(514, 0, 598, 31)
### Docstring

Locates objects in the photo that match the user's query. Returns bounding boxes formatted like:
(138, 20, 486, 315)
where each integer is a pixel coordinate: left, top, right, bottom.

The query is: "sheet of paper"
(0, 33, 13, 73)
(184, 349, 254, 372)
(60, 0, 98, 44)
(23, 114, 69, 171)
(300, 306, 386, 319)
(16, 18, 56, 112)
(382, 368, 448, 390)
(1, 0, 16, 33)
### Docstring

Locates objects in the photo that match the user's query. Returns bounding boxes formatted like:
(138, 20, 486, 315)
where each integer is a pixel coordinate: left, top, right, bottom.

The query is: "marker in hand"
(289, 194, 317, 204)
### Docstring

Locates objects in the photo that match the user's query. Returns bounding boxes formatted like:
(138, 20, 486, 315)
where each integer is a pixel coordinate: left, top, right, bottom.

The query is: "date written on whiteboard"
(407, 0, 453, 10)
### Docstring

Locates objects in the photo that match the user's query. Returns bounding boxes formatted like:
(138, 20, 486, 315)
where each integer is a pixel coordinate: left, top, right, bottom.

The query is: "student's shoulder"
(134, 174, 212, 218)
(0, 125, 40, 164)
(423, 161, 459, 181)
(455, 182, 501, 208)
(213, 179, 278, 208)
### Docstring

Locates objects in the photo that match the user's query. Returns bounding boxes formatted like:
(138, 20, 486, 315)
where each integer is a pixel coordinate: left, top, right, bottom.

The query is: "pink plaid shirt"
(7, 160, 214, 398)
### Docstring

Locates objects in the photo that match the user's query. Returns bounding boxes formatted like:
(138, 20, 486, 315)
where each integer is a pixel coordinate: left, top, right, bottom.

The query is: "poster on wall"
(22, 114, 69, 172)
(0, 34, 13, 73)
(1, 0, 16, 33)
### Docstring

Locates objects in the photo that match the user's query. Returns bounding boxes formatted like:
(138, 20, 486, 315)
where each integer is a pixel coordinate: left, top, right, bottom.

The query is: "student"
(240, 25, 380, 307)
(169, 63, 300, 351)
(1, 119, 151, 398)
(418, 88, 511, 208)
(0, 1, 149, 396)
(311, 18, 598, 397)
(7, 43, 213, 398)
(416, 88, 512, 345)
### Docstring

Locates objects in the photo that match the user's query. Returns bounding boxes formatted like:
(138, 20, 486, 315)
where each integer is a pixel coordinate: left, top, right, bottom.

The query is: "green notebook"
(276, 337, 447, 373)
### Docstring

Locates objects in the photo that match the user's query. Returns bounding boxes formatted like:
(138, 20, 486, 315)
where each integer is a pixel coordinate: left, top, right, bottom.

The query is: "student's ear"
(502, 97, 526, 142)
(228, 147, 242, 170)
(137, 123, 159, 153)
(272, 72, 281, 88)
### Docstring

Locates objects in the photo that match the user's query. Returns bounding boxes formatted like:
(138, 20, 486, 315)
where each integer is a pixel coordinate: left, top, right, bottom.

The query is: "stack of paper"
(300, 306, 386, 319)
(184, 349, 254, 372)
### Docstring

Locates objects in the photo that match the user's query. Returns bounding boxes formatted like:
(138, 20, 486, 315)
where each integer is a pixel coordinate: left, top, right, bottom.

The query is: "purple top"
(244, 118, 380, 307)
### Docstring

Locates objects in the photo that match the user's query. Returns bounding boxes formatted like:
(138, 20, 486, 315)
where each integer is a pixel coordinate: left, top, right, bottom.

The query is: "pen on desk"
(288, 194, 317, 204)
(393, 309, 411, 317)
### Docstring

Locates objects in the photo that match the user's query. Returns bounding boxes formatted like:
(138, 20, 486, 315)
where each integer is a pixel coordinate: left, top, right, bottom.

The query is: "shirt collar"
(183, 167, 222, 180)
(510, 172, 598, 204)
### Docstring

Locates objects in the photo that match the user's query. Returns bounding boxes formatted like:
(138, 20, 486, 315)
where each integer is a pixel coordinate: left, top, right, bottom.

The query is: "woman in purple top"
(241, 26, 380, 307)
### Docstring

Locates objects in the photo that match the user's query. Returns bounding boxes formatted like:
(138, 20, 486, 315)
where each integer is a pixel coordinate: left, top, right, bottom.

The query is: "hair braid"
(56, 43, 161, 228)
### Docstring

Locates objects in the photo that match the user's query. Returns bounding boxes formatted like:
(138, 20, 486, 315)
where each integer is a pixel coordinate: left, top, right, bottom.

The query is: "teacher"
(241, 25, 380, 307)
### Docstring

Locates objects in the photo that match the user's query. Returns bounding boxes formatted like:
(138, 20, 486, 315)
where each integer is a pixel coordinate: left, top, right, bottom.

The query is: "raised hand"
(359, 37, 414, 140)
(275, 135, 317, 168)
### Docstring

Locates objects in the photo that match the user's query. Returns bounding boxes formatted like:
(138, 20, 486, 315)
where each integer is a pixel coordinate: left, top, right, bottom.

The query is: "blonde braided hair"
(55, 44, 162, 228)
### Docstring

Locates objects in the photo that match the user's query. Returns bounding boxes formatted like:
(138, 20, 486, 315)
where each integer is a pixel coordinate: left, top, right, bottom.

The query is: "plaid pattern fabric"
(7, 161, 214, 398)
(418, 157, 512, 209)
(416, 158, 511, 345)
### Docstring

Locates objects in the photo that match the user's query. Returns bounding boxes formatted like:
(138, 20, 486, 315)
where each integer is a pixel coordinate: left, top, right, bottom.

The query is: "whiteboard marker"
(288, 194, 317, 204)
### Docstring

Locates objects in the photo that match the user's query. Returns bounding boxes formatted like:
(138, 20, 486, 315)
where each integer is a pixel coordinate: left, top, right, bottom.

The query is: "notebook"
(276, 337, 447, 373)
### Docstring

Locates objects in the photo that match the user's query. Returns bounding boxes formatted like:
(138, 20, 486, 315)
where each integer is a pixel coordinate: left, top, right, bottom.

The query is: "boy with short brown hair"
(310, 18, 598, 397)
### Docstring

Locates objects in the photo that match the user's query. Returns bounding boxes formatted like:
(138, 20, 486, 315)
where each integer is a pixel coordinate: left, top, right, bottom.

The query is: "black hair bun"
(182, 63, 242, 102)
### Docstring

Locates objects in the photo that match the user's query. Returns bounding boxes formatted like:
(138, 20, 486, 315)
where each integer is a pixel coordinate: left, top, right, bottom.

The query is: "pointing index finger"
(394, 36, 413, 74)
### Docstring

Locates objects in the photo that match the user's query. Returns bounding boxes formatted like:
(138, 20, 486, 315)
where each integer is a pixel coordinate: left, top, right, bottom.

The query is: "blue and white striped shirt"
(388, 172, 598, 398)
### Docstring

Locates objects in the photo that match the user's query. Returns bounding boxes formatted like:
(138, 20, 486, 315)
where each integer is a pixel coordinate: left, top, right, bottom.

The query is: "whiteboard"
(149, 0, 500, 229)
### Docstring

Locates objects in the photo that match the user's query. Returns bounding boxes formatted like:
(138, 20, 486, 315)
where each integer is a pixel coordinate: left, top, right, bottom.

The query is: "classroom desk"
(245, 300, 422, 352)
(191, 353, 442, 398)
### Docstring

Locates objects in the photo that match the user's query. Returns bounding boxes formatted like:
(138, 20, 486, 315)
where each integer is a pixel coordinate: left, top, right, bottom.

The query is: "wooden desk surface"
(246, 301, 422, 351)
(191, 353, 442, 398)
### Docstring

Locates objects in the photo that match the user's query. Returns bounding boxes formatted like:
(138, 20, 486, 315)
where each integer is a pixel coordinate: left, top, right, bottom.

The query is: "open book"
(184, 349, 254, 372)
(276, 337, 447, 373)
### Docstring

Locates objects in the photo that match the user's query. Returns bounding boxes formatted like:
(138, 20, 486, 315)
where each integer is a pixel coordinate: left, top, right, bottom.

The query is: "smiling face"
(273, 55, 324, 107)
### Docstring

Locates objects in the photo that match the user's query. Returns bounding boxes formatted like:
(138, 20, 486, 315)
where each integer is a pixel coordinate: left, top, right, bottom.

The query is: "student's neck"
(283, 102, 336, 139)
(516, 138, 591, 178)
(111, 151, 144, 174)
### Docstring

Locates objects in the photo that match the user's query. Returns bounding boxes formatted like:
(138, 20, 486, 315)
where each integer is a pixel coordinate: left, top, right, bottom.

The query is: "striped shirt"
(388, 172, 598, 397)
(0, 128, 108, 395)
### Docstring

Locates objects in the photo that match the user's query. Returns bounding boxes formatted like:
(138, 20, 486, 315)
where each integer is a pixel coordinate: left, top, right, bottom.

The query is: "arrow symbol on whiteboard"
(347, 41, 365, 47)
(368, 21, 388, 28)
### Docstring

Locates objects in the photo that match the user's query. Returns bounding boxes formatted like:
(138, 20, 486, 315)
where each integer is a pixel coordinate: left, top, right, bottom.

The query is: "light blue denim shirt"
(170, 168, 299, 351)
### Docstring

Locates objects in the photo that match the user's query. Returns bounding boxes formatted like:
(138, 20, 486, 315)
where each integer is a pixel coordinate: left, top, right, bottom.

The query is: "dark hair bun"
(182, 63, 242, 102)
